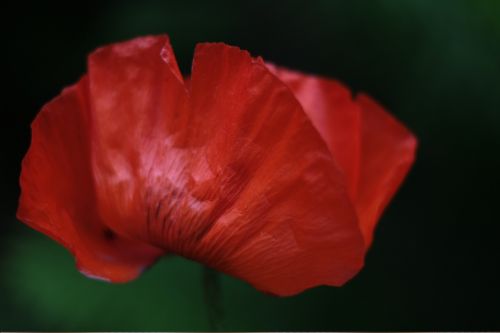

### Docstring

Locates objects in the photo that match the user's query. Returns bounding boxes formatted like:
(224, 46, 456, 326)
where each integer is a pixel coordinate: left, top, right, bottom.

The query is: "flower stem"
(202, 266, 223, 330)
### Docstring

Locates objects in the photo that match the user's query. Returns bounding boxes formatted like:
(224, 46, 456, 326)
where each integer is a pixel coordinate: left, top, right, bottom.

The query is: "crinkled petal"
(266, 64, 361, 196)
(269, 67, 417, 247)
(181, 44, 365, 296)
(87, 35, 192, 243)
(17, 76, 163, 283)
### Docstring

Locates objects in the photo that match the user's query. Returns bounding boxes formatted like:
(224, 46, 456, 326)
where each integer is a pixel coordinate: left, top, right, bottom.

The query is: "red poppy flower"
(17, 35, 417, 296)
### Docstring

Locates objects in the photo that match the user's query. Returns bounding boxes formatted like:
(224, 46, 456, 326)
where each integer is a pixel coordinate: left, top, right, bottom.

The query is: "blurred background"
(1, 0, 500, 330)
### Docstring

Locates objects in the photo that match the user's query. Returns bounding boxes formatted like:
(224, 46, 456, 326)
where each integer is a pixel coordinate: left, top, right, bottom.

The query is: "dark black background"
(1, 0, 500, 331)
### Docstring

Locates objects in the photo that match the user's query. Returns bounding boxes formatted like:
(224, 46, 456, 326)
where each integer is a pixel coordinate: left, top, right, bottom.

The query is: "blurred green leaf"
(3, 230, 208, 331)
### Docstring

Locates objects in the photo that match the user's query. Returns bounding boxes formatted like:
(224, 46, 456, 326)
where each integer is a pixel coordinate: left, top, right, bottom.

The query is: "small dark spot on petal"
(103, 228, 116, 241)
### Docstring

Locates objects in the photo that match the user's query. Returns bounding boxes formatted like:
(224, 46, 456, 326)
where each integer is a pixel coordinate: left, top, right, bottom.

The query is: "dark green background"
(2, 0, 500, 331)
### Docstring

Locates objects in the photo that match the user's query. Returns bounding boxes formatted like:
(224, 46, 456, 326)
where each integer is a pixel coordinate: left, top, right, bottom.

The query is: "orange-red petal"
(180, 43, 365, 296)
(17, 76, 163, 283)
(268, 66, 417, 247)
(266, 65, 361, 197)
(86, 35, 191, 243)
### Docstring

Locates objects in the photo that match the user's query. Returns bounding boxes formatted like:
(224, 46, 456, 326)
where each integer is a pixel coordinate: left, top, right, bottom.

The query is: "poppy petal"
(268, 66, 417, 247)
(354, 94, 417, 246)
(180, 43, 365, 296)
(266, 65, 361, 197)
(86, 35, 192, 243)
(17, 77, 163, 283)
